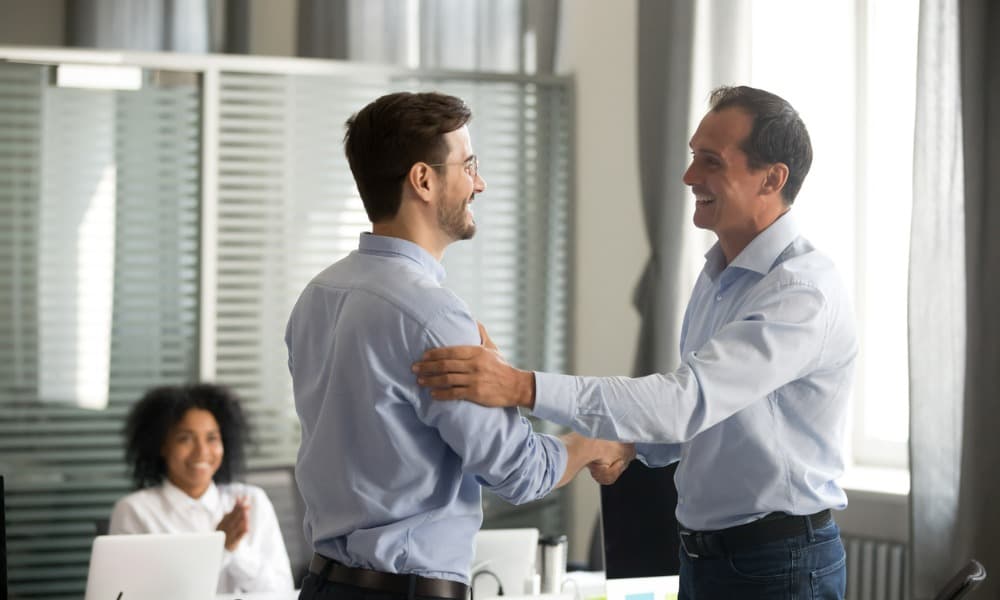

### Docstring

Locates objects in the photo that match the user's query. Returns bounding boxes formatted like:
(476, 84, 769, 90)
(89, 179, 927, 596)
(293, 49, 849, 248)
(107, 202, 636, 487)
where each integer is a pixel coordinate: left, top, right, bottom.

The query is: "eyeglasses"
(426, 155, 479, 179)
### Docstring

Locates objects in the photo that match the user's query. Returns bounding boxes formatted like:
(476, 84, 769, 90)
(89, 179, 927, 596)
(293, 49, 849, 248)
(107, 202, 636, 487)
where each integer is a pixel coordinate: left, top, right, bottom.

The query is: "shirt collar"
(162, 478, 221, 512)
(358, 233, 446, 284)
(703, 211, 800, 279)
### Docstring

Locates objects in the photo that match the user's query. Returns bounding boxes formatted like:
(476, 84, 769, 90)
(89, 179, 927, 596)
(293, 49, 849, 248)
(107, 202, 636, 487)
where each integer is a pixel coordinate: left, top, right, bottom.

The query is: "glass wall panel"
(0, 62, 201, 599)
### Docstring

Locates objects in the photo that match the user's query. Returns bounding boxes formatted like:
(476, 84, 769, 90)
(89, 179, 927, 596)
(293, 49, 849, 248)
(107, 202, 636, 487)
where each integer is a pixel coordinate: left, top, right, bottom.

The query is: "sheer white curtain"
(907, 0, 966, 596)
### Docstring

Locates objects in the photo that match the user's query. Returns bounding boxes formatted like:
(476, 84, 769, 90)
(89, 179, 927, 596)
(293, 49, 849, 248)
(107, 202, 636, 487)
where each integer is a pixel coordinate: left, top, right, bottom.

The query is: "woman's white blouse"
(109, 480, 294, 593)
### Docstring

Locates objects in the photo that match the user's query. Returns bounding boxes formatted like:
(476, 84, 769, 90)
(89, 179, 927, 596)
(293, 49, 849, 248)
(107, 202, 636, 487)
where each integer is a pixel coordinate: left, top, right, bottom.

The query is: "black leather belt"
(308, 554, 469, 600)
(679, 509, 834, 559)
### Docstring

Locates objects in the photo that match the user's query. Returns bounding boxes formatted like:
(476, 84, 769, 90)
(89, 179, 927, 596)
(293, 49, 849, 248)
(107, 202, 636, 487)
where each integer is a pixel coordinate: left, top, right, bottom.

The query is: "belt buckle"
(678, 531, 700, 558)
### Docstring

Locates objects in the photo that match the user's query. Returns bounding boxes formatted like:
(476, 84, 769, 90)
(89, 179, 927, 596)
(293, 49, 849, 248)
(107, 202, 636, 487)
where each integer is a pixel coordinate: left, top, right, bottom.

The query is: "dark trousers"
(678, 519, 846, 600)
(298, 573, 456, 600)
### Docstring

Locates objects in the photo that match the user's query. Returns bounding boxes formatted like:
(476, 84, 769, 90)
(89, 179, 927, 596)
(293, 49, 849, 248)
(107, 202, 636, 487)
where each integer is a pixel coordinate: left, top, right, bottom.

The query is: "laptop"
(84, 532, 225, 600)
(472, 528, 539, 598)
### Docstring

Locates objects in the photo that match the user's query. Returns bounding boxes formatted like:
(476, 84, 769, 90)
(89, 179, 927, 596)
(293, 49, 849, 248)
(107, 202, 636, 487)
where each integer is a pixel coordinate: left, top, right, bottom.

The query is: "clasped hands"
(413, 322, 636, 486)
(566, 432, 637, 486)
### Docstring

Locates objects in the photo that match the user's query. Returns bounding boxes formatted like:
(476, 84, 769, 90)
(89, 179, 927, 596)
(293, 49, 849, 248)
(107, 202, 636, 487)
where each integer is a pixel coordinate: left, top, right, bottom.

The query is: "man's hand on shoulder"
(412, 332, 535, 408)
(413, 320, 534, 408)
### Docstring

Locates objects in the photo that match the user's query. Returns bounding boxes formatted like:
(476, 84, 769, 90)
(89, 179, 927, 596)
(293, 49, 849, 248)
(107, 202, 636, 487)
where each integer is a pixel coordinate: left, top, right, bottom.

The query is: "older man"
(414, 86, 857, 600)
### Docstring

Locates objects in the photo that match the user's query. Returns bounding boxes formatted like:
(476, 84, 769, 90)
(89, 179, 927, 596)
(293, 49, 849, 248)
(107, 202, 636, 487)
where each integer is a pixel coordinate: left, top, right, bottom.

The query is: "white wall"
(557, 0, 646, 562)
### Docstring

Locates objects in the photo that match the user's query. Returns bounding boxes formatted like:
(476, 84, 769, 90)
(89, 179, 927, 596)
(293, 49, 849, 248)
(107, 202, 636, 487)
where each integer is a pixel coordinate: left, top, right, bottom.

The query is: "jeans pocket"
(809, 550, 846, 599)
(727, 542, 793, 582)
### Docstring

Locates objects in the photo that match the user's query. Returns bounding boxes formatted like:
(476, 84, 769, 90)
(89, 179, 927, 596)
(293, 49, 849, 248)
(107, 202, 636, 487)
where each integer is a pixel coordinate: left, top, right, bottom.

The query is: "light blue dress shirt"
(533, 213, 857, 531)
(286, 233, 566, 584)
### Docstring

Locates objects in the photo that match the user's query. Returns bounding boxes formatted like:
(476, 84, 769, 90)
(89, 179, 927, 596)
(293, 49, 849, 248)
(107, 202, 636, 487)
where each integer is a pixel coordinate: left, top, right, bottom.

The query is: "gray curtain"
(955, 0, 1000, 594)
(631, 0, 696, 375)
(67, 0, 213, 52)
(909, 0, 1000, 597)
(296, 0, 559, 74)
(631, 0, 750, 377)
(297, 0, 348, 59)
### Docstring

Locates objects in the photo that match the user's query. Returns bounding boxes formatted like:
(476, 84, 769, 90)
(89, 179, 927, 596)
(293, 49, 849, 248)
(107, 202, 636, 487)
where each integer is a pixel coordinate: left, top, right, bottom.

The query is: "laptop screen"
(84, 532, 224, 600)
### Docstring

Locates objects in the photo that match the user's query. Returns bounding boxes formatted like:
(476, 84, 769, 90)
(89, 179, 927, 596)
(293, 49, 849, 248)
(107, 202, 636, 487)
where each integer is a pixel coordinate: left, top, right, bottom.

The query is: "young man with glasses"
(286, 92, 628, 600)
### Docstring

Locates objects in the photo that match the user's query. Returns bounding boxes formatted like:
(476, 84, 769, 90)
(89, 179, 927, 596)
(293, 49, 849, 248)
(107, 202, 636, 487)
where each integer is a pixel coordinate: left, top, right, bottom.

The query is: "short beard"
(438, 196, 476, 241)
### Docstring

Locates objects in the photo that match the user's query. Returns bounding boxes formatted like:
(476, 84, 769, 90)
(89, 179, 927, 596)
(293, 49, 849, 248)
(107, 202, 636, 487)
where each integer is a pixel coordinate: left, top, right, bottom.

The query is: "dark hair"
(123, 383, 249, 489)
(709, 85, 813, 205)
(344, 91, 472, 222)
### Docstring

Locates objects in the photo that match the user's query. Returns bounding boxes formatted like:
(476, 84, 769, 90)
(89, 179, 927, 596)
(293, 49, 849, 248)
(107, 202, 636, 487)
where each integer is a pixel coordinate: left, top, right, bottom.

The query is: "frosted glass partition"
(0, 60, 203, 599)
(0, 48, 573, 599)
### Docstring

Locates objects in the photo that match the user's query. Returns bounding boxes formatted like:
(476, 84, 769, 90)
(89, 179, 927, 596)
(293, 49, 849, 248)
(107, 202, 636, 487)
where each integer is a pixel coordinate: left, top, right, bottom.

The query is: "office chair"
(244, 465, 311, 586)
(932, 559, 987, 600)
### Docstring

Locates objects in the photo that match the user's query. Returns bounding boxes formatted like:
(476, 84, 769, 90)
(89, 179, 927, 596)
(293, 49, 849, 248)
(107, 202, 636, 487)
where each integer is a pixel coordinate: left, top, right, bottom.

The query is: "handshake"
(562, 432, 637, 486)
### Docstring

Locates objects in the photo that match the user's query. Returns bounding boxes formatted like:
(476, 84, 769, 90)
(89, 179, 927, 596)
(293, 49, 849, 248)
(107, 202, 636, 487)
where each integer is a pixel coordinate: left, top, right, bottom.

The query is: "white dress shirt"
(109, 480, 294, 593)
(533, 213, 858, 530)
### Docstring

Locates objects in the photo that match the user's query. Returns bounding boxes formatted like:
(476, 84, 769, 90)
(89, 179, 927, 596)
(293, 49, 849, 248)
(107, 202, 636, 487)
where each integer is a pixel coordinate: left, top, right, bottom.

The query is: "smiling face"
(435, 126, 486, 242)
(683, 107, 770, 247)
(161, 408, 223, 499)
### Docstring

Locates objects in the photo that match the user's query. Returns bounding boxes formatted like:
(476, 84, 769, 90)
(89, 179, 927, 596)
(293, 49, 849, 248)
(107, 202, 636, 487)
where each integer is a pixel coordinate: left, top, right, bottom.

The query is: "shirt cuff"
(531, 371, 579, 427)
(222, 546, 261, 584)
(635, 442, 681, 468)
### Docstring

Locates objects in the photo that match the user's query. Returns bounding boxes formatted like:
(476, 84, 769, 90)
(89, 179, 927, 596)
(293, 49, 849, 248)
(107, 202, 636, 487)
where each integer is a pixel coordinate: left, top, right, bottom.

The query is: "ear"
(406, 162, 437, 203)
(761, 162, 789, 196)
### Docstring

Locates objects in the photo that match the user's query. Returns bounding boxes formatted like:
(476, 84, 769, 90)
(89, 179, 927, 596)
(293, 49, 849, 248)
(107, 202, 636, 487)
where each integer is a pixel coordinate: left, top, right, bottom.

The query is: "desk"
(480, 572, 679, 600)
(217, 592, 298, 600)
(213, 574, 681, 600)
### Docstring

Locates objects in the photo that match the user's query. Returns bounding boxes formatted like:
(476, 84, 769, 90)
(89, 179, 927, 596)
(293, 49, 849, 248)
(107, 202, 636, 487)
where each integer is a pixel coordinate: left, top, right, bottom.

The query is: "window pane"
(749, 0, 918, 466)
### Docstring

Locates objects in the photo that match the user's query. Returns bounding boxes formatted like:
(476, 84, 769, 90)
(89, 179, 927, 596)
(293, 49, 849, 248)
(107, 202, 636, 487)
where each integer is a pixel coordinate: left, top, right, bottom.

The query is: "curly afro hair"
(123, 383, 250, 490)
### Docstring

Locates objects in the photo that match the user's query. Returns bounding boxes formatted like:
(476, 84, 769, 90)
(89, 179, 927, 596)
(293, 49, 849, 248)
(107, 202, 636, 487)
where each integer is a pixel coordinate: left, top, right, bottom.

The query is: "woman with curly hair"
(109, 383, 293, 593)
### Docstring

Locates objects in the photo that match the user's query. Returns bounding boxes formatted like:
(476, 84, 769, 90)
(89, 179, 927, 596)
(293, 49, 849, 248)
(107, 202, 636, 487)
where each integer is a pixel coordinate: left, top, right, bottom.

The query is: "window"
(747, 0, 920, 469)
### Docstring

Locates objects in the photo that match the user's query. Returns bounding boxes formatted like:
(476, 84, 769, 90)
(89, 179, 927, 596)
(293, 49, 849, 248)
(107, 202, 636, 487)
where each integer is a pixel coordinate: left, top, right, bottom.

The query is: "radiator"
(843, 535, 908, 600)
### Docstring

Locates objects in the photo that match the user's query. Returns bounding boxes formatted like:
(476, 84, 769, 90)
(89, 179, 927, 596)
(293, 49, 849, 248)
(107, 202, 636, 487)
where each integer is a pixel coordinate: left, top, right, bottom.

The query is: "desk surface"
(213, 574, 680, 600)
(216, 592, 299, 600)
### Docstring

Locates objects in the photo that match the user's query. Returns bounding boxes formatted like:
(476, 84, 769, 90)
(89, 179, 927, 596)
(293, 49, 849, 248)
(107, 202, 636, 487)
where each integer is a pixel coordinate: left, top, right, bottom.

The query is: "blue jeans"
(678, 520, 846, 600)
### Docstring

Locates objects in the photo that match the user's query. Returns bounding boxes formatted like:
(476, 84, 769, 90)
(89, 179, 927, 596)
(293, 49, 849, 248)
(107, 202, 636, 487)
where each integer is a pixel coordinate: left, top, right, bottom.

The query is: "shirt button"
(715, 294, 722, 301)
